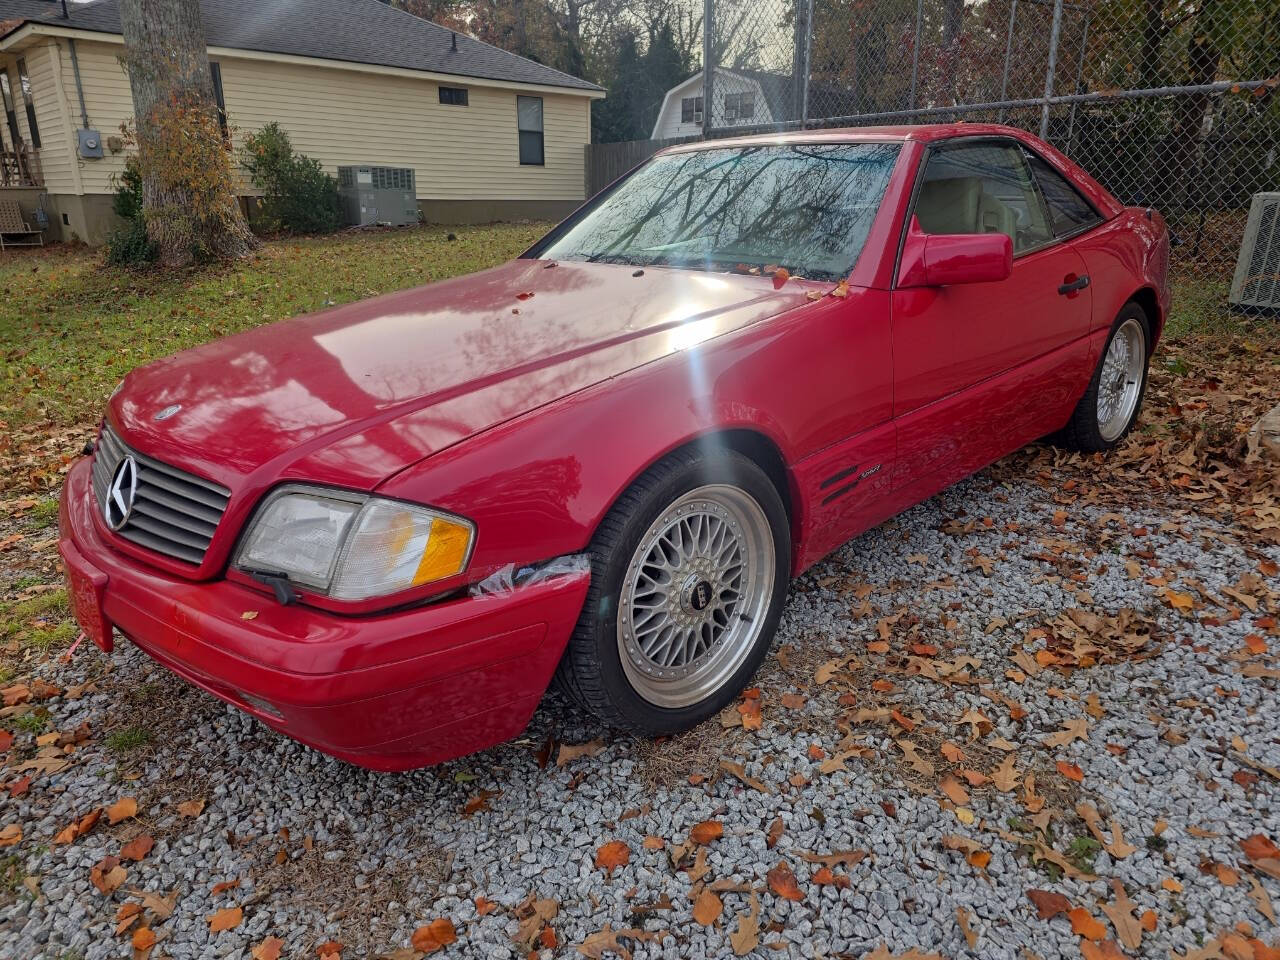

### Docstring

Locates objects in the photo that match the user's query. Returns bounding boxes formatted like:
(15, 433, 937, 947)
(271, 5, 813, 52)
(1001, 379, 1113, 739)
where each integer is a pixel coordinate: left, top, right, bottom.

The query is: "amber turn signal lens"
(413, 516, 473, 585)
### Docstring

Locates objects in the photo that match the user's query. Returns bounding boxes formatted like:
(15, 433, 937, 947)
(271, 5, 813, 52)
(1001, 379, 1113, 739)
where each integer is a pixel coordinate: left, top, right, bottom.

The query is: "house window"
(680, 96, 703, 124)
(517, 95, 543, 166)
(0, 72, 20, 147)
(209, 62, 229, 141)
(16, 58, 38, 147)
(439, 86, 468, 106)
(724, 92, 755, 122)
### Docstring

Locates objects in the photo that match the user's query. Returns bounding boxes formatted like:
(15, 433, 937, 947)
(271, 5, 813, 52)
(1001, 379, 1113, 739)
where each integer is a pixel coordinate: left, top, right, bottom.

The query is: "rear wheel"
(1056, 302, 1151, 452)
(557, 447, 790, 735)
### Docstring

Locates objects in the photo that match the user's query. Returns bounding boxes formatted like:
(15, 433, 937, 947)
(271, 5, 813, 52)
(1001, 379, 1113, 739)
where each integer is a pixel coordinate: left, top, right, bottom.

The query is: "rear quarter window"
(1025, 152, 1102, 237)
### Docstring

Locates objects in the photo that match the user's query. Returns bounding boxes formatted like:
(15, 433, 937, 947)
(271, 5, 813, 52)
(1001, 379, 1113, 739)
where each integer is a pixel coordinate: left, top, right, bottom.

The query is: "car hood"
(109, 259, 821, 490)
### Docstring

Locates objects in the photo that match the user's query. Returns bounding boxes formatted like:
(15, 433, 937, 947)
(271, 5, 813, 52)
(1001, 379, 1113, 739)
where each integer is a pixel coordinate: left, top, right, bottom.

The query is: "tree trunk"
(119, 0, 253, 266)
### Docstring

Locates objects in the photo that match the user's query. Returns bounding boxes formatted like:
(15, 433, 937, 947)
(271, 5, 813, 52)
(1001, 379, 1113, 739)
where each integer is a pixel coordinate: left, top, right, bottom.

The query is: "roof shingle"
(9, 0, 602, 93)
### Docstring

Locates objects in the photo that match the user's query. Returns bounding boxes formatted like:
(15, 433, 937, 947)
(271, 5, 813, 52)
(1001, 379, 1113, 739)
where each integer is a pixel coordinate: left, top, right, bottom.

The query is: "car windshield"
(540, 142, 900, 282)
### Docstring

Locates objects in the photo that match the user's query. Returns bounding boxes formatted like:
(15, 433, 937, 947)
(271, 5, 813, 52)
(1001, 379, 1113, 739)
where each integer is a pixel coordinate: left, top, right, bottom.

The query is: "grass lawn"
(0, 222, 550, 430)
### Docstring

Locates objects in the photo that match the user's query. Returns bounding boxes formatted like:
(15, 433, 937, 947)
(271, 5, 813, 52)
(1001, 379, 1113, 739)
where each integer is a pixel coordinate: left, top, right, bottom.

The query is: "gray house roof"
(5, 0, 602, 93)
(0, 0, 64, 24)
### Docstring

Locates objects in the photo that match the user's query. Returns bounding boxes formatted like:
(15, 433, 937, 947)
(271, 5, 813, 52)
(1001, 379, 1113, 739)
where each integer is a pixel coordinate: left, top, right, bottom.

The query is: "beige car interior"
(915, 175, 1018, 241)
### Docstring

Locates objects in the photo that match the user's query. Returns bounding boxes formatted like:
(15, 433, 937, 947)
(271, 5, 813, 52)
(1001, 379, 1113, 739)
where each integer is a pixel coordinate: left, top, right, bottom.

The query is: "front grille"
(90, 424, 230, 565)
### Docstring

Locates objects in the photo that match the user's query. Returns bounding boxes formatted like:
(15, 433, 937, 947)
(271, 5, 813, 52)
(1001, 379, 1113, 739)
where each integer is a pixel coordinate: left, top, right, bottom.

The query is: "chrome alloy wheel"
(617, 484, 775, 709)
(1096, 317, 1146, 442)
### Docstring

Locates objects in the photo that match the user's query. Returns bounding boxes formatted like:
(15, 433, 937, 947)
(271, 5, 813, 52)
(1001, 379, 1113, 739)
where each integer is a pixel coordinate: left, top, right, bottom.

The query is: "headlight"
(234, 485, 474, 601)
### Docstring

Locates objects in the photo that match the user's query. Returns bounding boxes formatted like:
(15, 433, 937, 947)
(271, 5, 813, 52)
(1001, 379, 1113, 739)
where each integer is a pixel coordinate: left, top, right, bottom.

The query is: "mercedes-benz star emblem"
(154, 403, 182, 421)
(104, 456, 138, 531)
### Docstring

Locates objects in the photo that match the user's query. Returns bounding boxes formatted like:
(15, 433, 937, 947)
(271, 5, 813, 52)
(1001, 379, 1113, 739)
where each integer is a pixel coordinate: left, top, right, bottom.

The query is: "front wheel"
(1056, 303, 1151, 452)
(556, 448, 790, 735)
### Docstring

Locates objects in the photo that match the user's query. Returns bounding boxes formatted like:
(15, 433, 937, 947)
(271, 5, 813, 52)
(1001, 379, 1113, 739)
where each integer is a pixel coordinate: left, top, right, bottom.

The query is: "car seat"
(916, 176, 1017, 243)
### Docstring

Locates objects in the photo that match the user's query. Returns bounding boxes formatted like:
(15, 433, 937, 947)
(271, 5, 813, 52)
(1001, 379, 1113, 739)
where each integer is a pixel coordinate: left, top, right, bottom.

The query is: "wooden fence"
(583, 136, 699, 198)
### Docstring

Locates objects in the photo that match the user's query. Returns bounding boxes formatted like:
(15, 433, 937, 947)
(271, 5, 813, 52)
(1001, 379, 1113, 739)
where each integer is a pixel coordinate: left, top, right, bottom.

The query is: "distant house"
(651, 67, 799, 140)
(0, 0, 603, 245)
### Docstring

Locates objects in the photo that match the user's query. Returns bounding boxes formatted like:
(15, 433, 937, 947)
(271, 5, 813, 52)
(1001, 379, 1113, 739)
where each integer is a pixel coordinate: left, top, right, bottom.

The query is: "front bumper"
(58, 458, 591, 771)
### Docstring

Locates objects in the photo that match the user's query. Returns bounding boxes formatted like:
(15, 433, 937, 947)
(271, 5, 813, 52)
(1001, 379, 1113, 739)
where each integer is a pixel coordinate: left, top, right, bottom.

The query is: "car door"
(890, 137, 1094, 499)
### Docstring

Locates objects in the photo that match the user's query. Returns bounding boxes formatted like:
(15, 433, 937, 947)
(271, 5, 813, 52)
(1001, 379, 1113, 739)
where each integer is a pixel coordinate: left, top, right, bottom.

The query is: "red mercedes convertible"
(60, 125, 1169, 770)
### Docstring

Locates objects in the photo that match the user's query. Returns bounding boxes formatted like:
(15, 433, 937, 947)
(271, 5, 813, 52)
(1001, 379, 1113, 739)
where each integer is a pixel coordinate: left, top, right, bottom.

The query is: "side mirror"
(897, 216, 1013, 288)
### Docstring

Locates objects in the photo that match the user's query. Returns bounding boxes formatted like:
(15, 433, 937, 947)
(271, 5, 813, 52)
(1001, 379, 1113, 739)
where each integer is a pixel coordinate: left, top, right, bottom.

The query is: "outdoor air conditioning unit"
(336, 165, 419, 227)
(1229, 191, 1280, 312)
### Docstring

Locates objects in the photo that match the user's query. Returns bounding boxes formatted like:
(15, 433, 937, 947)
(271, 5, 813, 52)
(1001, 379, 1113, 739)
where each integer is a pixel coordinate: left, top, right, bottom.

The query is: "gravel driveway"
(2, 340, 1279, 960)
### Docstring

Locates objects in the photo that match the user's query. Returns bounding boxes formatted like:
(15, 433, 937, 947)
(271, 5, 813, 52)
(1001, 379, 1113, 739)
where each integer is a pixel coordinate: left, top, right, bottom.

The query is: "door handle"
(1058, 274, 1090, 295)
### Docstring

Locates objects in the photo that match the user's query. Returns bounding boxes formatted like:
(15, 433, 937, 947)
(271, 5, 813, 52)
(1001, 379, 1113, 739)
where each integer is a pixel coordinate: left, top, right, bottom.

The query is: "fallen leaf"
(556, 739, 605, 766)
(1248, 875, 1276, 923)
(410, 918, 457, 953)
(211, 877, 240, 896)
(131, 927, 157, 951)
(1099, 879, 1144, 950)
(728, 893, 760, 956)
(689, 821, 723, 845)
(896, 739, 935, 776)
(766, 861, 804, 901)
(252, 937, 285, 960)
(208, 907, 243, 933)
(119, 834, 155, 861)
(1056, 760, 1084, 782)
(1080, 942, 1127, 960)
(1068, 907, 1107, 941)
(176, 799, 205, 818)
(240, 610, 258, 621)
(90, 855, 126, 895)
(692, 888, 722, 926)
(1027, 889, 1072, 920)
(992, 753, 1020, 791)
(1042, 716, 1090, 748)
(956, 906, 978, 948)
(766, 817, 783, 849)
(594, 840, 630, 878)
(938, 775, 969, 806)
(106, 796, 138, 824)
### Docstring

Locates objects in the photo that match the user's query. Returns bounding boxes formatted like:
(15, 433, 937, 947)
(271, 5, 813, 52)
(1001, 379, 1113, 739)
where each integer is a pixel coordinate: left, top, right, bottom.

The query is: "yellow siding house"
(0, 0, 603, 245)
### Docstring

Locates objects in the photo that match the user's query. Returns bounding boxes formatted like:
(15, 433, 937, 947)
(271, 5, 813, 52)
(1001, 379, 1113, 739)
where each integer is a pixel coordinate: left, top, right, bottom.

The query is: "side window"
(517, 95, 543, 166)
(1024, 152, 1101, 237)
(913, 141, 1053, 254)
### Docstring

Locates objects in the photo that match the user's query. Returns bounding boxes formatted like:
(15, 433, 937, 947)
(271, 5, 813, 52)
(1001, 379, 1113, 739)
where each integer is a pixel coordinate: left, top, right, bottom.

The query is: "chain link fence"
(702, 0, 1280, 293)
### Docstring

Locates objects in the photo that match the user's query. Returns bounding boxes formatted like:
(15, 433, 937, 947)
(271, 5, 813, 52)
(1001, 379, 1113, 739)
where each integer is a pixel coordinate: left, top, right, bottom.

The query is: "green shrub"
(240, 122, 341, 235)
(105, 214, 156, 267)
(105, 154, 156, 267)
(111, 155, 144, 221)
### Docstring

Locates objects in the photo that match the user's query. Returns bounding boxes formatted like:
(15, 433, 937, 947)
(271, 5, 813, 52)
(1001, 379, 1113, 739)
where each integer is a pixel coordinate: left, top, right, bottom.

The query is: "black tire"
(556, 446, 791, 736)
(1055, 301, 1152, 453)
